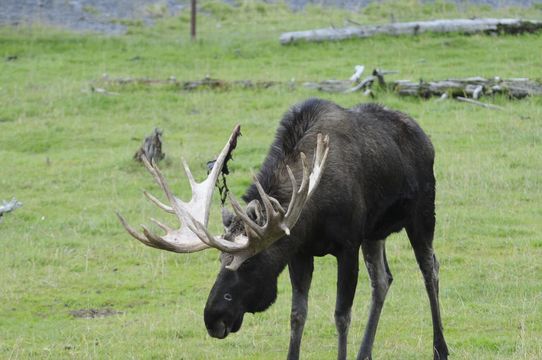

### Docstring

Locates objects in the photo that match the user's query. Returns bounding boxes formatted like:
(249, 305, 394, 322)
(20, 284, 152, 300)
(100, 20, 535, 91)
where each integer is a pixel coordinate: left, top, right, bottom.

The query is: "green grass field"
(1, 1, 541, 359)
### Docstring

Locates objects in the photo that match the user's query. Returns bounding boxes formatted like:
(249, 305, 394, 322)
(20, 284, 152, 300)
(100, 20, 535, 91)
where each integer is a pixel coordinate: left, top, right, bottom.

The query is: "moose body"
(119, 98, 448, 359)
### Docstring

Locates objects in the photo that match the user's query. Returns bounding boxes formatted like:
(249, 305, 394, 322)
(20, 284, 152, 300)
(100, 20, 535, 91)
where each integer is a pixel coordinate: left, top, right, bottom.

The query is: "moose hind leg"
(335, 249, 359, 360)
(406, 215, 449, 360)
(357, 240, 393, 360)
(287, 255, 314, 360)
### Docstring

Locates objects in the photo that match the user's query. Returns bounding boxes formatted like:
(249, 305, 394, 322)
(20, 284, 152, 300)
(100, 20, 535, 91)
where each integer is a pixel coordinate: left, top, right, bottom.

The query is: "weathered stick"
(349, 65, 365, 82)
(456, 97, 504, 110)
(0, 198, 22, 222)
(280, 18, 542, 44)
(343, 76, 374, 93)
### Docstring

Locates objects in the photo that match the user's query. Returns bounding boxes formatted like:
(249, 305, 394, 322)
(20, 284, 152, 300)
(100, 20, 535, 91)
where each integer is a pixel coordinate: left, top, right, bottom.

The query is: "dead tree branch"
(456, 97, 504, 110)
(134, 128, 165, 164)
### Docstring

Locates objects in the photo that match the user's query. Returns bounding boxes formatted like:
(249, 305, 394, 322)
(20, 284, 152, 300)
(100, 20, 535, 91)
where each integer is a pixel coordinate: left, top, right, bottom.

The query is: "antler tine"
(253, 176, 277, 221)
(143, 190, 174, 214)
(314, 133, 324, 163)
(150, 217, 172, 232)
(298, 152, 309, 193)
(141, 225, 182, 252)
(181, 158, 197, 191)
(140, 155, 183, 218)
(140, 155, 178, 214)
(149, 159, 175, 203)
(207, 124, 241, 182)
(308, 134, 330, 195)
(185, 213, 250, 252)
(285, 165, 298, 213)
(253, 175, 292, 237)
(143, 157, 191, 225)
(268, 196, 286, 215)
(116, 212, 160, 249)
(141, 155, 164, 189)
(284, 163, 308, 221)
(285, 153, 311, 228)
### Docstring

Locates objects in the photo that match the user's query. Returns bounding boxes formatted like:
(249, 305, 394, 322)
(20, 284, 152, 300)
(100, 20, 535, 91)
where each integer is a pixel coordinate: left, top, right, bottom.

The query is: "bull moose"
(117, 98, 449, 359)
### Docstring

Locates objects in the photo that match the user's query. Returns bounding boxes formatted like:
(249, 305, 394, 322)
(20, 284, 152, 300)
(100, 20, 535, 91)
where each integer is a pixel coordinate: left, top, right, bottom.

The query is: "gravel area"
(0, 0, 539, 34)
(0, 0, 184, 33)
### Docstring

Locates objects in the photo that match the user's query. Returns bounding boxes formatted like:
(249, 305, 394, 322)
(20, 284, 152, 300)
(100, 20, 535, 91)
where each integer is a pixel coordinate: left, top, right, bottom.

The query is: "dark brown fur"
(205, 99, 449, 360)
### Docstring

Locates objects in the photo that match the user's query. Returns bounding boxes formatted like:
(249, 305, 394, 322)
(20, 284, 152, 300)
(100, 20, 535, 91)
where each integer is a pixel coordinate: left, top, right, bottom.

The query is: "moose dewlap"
(118, 98, 449, 360)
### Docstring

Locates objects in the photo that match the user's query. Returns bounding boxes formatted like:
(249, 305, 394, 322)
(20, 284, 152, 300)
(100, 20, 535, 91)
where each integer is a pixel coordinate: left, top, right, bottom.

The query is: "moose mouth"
(207, 314, 244, 339)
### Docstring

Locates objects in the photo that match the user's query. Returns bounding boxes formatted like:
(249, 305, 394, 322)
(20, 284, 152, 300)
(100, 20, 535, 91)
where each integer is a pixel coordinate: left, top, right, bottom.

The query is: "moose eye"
(223, 293, 233, 301)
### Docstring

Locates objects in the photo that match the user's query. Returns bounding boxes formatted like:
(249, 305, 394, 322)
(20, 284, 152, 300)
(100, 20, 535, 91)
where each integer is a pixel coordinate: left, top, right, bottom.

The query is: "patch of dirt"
(69, 308, 123, 318)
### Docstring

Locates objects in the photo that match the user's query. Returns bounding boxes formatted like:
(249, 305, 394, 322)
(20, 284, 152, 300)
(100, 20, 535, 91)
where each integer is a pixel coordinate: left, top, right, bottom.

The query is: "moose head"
(117, 124, 329, 339)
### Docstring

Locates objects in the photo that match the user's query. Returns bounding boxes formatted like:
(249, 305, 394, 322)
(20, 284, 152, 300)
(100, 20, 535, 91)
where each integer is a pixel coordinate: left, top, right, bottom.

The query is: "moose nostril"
(207, 321, 229, 339)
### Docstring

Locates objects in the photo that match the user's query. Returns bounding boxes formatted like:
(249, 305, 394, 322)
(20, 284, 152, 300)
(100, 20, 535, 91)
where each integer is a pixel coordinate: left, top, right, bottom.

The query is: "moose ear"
(221, 208, 235, 228)
(246, 200, 263, 225)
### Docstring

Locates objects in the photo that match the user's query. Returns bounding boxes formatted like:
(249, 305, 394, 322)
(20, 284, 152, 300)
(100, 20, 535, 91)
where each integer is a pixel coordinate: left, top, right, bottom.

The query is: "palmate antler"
(116, 124, 241, 253)
(117, 126, 329, 271)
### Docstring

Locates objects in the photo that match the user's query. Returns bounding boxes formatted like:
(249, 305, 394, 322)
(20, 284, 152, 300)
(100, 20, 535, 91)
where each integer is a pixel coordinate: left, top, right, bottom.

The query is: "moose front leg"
(287, 255, 314, 360)
(335, 249, 360, 360)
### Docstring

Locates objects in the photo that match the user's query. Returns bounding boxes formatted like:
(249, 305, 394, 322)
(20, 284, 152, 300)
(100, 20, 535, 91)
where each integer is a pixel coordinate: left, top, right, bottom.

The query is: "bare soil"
(69, 308, 123, 319)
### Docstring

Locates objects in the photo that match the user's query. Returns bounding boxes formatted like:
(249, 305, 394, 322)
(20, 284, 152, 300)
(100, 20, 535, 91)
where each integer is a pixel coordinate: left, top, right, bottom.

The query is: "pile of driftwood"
(305, 67, 542, 98)
(92, 69, 542, 110)
(94, 72, 542, 98)
(303, 66, 542, 109)
(280, 18, 542, 44)
(393, 77, 542, 99)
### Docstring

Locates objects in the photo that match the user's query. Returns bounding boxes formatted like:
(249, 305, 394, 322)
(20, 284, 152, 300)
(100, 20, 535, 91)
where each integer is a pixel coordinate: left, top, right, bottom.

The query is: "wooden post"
(191, 0, 197, 40)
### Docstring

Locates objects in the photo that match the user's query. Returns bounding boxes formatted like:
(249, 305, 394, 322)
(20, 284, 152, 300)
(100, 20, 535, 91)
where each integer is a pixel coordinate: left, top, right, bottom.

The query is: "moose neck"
(258, 233, 297, 278)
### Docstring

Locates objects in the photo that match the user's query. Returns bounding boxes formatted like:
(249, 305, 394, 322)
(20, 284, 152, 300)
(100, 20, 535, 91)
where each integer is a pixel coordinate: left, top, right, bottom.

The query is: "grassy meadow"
(1, 1, 541, 359)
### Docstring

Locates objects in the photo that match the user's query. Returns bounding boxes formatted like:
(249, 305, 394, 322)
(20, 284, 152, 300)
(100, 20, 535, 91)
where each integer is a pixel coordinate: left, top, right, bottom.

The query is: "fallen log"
(303, 79, 352, 92)
(279, 18, 542, 44)
(96, 75, 281, 91)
